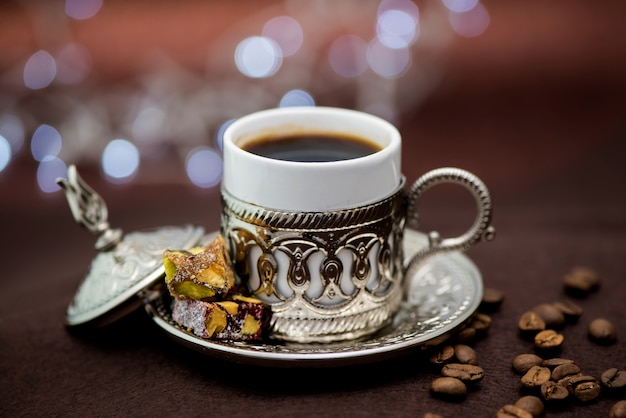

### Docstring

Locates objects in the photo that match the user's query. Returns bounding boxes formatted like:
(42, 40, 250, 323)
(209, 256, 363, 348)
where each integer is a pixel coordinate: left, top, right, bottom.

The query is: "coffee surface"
(241, 133, 381, 162)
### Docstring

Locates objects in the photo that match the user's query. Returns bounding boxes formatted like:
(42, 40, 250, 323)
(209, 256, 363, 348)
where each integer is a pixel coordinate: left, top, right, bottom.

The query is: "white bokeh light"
(279, 89, 315, 107)
(367, 40, 411, 78)
(449, 2, 490, 37)
(378, 0, 420, 21)
(65, 0, 103, 20)
(442, 0, 479, 13)
(0, 113, 25, 155)
(37, 157, 67, 193)
(31, 124, 62, 162)
(0, 135, 11, 173)
(328, 35, 369, 78)
(235, 36, 283, 78)
(24, 50, 56, 90)
(186, 147, 223, 188)
(216, 119, 236, 151)
(262, 16, 304, 57)
(102, 139, 140, 181)
(376, 9, 418, 49)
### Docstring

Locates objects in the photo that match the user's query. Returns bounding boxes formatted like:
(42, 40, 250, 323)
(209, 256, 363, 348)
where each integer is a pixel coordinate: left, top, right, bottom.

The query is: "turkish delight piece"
(172, 295, 270, 341)
(163, 235, 235, 300)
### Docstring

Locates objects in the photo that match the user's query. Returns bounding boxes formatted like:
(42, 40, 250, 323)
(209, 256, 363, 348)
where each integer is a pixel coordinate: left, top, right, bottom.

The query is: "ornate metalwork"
(221, 186, 407, 343)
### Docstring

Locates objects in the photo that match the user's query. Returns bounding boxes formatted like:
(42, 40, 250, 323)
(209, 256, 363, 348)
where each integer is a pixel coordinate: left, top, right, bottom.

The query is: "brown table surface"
(3, 2, 626, 417)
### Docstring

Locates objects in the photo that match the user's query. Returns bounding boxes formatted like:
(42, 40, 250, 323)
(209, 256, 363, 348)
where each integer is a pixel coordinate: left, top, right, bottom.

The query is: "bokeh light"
(186, 147, 223, 188)
(378, 0, 420, 20)
(328, 35, 369, 78)
(65, 0, 103, 20)
(31, 124, 62, 162)
(367, 40, 411, 78)
(102, 139, 140, 181)
(0, 136, 11, 173)
(37, 157, 67, 193)
(55, 43, 92, 85)
(442, 0, 480, 13)
(23, 50, 56, 90)
(262, 16, 303, 57)
(279, 89, 315, 107)
(0, 113, 25, 155)
(235, 36, 283, 78)
(449, 2, 490, 37)
(216, 119, 236, 151)
(376, 9, 419, 49)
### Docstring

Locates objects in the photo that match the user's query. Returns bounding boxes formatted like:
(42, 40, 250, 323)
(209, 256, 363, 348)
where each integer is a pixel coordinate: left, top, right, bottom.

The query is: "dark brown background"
(2, 1, 626, 417)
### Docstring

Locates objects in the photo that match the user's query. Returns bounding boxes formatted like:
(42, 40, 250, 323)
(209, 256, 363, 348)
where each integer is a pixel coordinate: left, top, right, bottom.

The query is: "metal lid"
(57, 165, 205, 326)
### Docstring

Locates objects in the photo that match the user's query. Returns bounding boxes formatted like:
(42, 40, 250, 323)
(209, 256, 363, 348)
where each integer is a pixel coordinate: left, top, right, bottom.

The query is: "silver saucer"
(145, 229, 483, 367)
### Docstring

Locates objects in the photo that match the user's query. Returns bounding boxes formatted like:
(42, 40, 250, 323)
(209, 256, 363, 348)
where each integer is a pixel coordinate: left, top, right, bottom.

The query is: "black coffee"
(241, 132, 381, 162)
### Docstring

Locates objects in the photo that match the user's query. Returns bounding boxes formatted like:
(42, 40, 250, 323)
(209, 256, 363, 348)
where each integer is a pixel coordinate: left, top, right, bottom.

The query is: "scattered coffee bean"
(454, 326, 477, 343)
(601, 368, 626, 391)
(512, 354, 543, 375)
(551, 363, 581, 381)
(520, 365, 551, 389)
(469, 312, 492, 335)
(532, 303, 566, 329)
(588, 318, 617, 344)
(540, 357, 575, 369)
(429, 345, 455, 367)
(441, 363, 485, 383)
(563, 266, 600, 297)
(552, 300, 583, 322)
(430, 377, 467, 398)
(565, 375, 601, 402)
(454, 344, 478, 365)
(518, 311, 546, 335)
(496, 404, 532, 418)
(610, 400, 626, 418)
(540, 380, 569, 402)
(423, 413, 443, 418)
(572, 379, 601, 402)
(481, 287, 505, 312)
(534, 329, 564, 350)
(514, 395, 544, 417)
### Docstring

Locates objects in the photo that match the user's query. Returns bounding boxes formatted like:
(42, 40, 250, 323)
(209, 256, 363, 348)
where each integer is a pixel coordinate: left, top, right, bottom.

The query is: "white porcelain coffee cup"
(221, 106, 495, 343)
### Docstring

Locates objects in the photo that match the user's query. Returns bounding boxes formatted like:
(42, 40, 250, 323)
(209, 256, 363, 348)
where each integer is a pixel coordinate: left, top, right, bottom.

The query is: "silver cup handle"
(404, 167, 495, 279)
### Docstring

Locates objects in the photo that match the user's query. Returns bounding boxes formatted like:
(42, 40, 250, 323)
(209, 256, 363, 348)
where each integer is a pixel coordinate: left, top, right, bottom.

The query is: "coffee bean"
(512, 354, 543, 375)
(430, 377, 467, 398)
(428, 345, 455, 367)
(540, 357, 575, 369)
(454, 344, 478, 365)
(552, 300, 583, 322)
(514, 395, 544, 417)
(520, 365, 551, 389)
(454, 326, 477, 343)
(496, 405, 533, 418)
(423, 413, 443, 418)
(551, 363, 581, 381)
(563, 266, 600, 297)
(481, 287, 504, 312)
(469, 312, 492, 335)
(518, 311, 546, 335)
(532, 303, 566, 329)
(441, 363, 485, 383)
(601, 368, 626, 390)
(588, 318, 617, 344)
(540, 380, 569, 402)
(572, 379, 601, 402)
(534, 329, 564, 350)
(610, 400, 626, 418)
